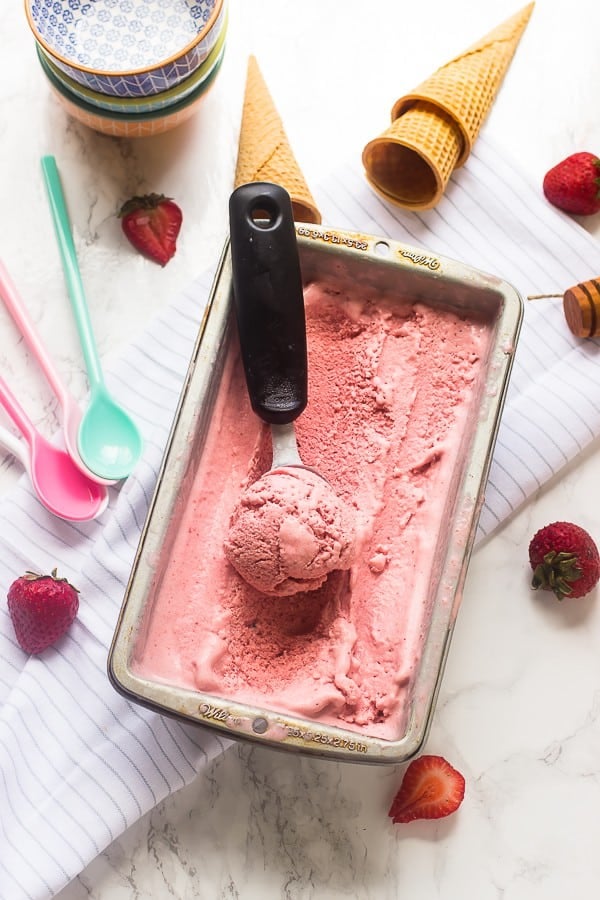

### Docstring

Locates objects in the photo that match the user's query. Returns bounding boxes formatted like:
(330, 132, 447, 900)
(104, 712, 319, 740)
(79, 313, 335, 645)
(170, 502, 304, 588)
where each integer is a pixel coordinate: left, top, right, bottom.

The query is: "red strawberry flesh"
(388, 754, 465, 824)
(119, 193, 182, 266)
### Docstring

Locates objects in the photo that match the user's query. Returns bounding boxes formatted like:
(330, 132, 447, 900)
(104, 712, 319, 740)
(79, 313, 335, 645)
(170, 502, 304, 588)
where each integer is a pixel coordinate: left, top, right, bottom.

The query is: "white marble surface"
(3, 0, 600, 897)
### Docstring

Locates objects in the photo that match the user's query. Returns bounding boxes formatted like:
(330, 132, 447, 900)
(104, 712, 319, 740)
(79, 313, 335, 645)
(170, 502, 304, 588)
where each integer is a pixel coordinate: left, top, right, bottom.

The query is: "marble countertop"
(3, 1, 600, 897)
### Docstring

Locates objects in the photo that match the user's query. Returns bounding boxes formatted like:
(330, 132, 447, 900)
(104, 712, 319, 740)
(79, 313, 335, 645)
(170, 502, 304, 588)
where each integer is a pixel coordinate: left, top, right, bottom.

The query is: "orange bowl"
(48, 82, 211, 138)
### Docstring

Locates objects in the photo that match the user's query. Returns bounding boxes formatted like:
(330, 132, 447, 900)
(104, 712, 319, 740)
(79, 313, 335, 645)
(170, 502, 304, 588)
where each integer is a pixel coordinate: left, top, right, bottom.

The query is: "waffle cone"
(363, 102, 463, 210)
(392, 3, 534, 164)
(362, 3, 534, 209)
(235, 55, 321, 224)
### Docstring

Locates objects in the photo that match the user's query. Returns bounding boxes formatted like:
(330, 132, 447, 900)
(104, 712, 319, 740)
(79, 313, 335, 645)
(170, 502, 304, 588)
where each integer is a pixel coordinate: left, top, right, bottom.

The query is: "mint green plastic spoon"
(41, 155, 143, 482)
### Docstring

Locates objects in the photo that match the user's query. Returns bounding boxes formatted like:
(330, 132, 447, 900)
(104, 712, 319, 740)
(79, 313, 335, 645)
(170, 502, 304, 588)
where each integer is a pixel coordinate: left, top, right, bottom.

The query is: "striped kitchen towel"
(2, 131, 600, 899)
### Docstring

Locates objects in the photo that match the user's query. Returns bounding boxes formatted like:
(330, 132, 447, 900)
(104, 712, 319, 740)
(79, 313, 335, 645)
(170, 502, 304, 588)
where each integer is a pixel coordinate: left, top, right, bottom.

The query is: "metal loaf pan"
(108, 224, 523, 765)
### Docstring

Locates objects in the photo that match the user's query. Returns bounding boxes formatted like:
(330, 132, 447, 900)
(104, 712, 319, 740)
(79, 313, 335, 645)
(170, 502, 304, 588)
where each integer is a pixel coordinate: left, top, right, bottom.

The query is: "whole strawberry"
(529, 521, 600, 600)
(388, 754, 465, 824)
(118, 193, 182, 266)
(543, 152, 600, 216)
(7, 569, 79, 654)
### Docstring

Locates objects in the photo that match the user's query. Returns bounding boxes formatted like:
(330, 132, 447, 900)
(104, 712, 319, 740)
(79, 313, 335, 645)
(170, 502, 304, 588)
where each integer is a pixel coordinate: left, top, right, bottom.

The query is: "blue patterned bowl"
(35, 7, 227, 114)
(25, 0, 226, 98)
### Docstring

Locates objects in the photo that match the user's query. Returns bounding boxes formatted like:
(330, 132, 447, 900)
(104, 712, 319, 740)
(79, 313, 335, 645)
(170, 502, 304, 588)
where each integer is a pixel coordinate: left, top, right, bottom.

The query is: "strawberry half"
(388, 754, 465, 824)
(118, 193, 182, 266)
(543, 152, 600, 216)
(7, 568, 79, 654)
(529, 521, 600, 600)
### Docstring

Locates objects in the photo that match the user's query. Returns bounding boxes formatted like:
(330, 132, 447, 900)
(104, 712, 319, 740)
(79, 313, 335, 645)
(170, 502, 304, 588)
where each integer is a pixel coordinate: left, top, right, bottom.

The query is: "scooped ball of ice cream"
(224, 466, 356, 597)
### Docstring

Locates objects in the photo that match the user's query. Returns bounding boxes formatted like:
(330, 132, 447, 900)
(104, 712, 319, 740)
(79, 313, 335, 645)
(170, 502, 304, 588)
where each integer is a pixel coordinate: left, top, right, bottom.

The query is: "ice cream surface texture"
(133, 280, 494, 741)
(224, 466, 356, 596)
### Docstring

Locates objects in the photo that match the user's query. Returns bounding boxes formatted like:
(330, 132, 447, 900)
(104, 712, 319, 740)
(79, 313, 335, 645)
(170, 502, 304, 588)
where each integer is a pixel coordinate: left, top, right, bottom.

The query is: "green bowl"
(36, 13, 227, 115)
(39, 41, 225, 122)
(40, 37, 225, 133)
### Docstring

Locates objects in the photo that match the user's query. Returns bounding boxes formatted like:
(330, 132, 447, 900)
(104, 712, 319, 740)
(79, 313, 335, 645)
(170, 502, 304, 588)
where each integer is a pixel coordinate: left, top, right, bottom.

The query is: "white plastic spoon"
(0, 423, 32, 475)
(0, 258, 116, 486)
(41, 155, 143, 482)
(0, 375, 108, 521)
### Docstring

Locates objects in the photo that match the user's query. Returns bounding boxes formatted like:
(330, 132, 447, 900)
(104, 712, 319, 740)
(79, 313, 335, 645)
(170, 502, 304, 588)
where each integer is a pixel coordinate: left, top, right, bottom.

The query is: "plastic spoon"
(0, 258, 116, 486)
(0, 422, 33, 477)
(41, 155, 143, 482)
(0, 376, 108, 521)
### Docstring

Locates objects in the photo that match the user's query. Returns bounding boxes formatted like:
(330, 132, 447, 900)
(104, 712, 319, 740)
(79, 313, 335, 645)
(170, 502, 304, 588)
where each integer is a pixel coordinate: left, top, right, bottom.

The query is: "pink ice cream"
(224, 466, 356, 596)
(132, 281, 493, 741)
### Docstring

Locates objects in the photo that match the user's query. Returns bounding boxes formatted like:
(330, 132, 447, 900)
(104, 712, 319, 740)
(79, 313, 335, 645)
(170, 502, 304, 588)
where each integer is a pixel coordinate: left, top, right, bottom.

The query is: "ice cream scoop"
(224, 466, 355, 596)
(226, 182, 355, 594)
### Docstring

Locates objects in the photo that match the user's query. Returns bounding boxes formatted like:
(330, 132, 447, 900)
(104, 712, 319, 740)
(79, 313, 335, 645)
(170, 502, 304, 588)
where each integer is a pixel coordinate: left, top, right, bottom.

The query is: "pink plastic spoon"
(0, 375, 108, 521)
(0, 258, 116, 486)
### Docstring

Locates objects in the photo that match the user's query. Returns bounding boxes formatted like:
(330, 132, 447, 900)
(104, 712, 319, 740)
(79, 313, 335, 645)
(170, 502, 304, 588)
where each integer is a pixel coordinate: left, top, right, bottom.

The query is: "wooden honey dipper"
(529, 277, 600, 338)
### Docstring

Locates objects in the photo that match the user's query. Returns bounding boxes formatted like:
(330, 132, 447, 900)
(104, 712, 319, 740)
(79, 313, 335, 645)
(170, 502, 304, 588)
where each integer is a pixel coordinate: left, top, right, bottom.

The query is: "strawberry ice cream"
(224, 466, 356, 596)
(132, 279, 494, 741)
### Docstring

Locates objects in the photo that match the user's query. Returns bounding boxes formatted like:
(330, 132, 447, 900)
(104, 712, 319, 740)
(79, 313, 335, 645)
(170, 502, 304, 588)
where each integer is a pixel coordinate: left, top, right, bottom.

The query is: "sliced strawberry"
(388, 754, 465, 824)
(118, 193, 182, 266)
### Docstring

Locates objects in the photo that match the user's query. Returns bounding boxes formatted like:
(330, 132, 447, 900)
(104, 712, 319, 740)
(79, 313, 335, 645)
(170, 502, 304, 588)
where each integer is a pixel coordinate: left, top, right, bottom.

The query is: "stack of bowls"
(25, 0, 227, 138)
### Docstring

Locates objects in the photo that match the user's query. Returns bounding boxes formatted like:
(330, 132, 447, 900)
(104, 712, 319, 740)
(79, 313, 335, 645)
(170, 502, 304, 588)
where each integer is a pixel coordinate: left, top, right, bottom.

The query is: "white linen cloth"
(2, 132, 600, 899)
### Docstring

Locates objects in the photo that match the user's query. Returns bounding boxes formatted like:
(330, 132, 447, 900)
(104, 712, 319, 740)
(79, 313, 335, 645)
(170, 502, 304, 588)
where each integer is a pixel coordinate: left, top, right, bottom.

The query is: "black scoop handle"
(228, 182, 307, 425)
